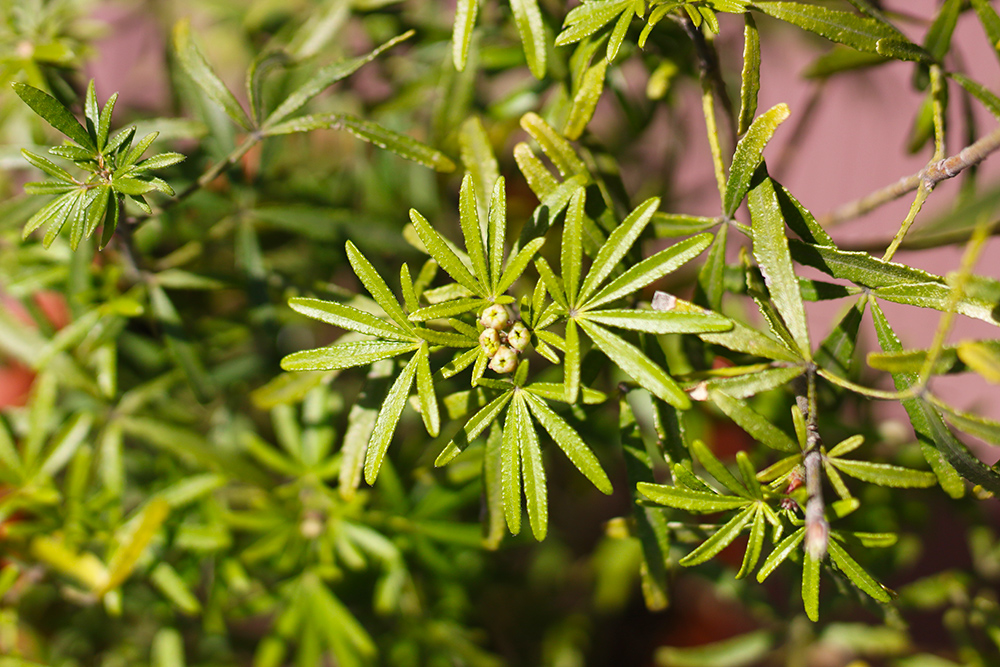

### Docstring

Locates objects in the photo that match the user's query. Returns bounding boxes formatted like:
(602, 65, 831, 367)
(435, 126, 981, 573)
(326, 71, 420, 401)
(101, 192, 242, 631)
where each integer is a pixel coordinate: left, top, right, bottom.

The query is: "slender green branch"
(819, 122, 1000, 227)
(816, 368, 919, 401)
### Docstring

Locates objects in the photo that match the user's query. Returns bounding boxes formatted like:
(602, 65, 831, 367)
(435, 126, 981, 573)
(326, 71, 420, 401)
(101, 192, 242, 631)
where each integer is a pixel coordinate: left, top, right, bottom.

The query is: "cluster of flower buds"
(478, 304, 530, 374)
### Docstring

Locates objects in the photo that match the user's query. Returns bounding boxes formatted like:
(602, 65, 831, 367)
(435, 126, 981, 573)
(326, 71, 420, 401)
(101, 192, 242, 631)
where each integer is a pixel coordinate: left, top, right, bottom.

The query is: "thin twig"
(819, 123, 1000, 227)
(799, 371, 828, 561)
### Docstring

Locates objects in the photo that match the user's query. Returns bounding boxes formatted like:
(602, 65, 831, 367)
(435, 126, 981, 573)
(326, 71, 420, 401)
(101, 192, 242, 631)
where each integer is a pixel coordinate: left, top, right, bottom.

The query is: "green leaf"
(519, 113, 586, 177)
(409, 209, 481, 295)
(364, 353, 419, 484)
(564, 317, 581, 404)
(581, 309, 732, 335)
(758, 527, 805, 582)
(709, 389, 799, 452)
(339, 361, 393, 499)
(637, 483, 751, 512)
(12, 83, 96, 151)
(415, 343, 440, 437)
(557, 1, 629, 46)
(496, 237, 546, 295)
(726, 104, 788, 217)
(289, 297, 412, 341)
(691, 438, 751, 497)
(579, 318, 689, 408)
(281, 340, 418, 371)
(702, 365, 805, 399)
(653, 212, 720, 237)
(938, 402, 1000, 447)
(523, 392, 612, 493)
(263, 113, 455, 172)
(516, 397, 548, 540)
(437, 390, 514, 465)
(459, 117, 500, 224)
(501, 401, 523, 535)
(264, 31, 414, 127)
(562, 188, 585, 305)
(21, 149, 75, 182)
(606, 6, 633, 62)
(579, 197, 660, 303)
(748, 172, 811, 359)
(452, 0, 479, 71)
(870, 301, 965, 498)
(827, 538, 891, 603)
(752, 2, 900, 53)
(458, 174, 489, 286)
(950, 73, 1000, 120)
(802, 551, 821, 622)
(922, 0, 960, 62)
(585, 232, 713, 310)
(828, 459, 936, 488)
(971, 0, 1000, 64)
(38, 413, 92, 477)
(803, 46, 889, 78)
(150, 563, 202, 615)
(510, 0, 547, 78)
(957, 341, 1000, 383)
(564, 59, 608, 140)
(737, 13, 761, 136)
(655, 630, 772, 667)
(172, 21, 252, 131)
(344, 241, 415, 334)
(680, 505, 755, 566)
(736, 508, 767, 578)
(101, 498, 170, 594)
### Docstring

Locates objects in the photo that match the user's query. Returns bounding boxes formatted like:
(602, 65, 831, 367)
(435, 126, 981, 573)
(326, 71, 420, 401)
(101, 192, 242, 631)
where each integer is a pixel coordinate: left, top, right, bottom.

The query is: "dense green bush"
(3, 0, 1000, 665)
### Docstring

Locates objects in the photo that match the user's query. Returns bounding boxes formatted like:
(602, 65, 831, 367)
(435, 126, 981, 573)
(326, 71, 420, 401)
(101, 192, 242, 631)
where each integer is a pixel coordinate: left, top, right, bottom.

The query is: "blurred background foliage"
(1, 1, 1000, 666)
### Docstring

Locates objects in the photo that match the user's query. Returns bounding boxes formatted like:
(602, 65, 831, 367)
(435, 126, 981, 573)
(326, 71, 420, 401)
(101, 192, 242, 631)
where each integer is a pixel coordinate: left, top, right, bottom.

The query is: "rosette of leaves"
(638, 439, 896, 621)
(14, 80, 184, 249)
(534, 187, 732, 407)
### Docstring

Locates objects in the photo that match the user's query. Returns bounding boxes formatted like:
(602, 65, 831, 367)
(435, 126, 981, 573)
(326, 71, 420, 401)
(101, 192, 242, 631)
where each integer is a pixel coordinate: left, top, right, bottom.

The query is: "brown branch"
(819, 124, 1000, 227)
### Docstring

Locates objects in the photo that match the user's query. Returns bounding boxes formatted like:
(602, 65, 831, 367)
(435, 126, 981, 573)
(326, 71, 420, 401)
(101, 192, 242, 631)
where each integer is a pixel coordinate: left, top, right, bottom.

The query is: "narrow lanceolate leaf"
(815, 298, 866, 380)
(584, 232, 713, 309)
(923, 0, 960, 62)
(409, 209, 481, 294)
(497, 237, 546, 295)
(691, 439, 749, 497)
(281, 340, 418, 372)
(510, 0, 547, 79)
(698, 226, 728, 311)
(958, 341, 1000, 383)
(606, 5, 633, 62)
(345, 241, 415, 334)
(562, 188, 585, 305)
(637, 483, 750, 512)
(939, 403, 1000, 447)
(828, 459, 936, 488)
(563, 60, 607, 140)
(680, 506, 755, 566)
(579, 197, 660, 303)
(758, 528, 805, 582)
(523, 392, 612, 494)
(564, 318, 581, 404)
(102, 499, 170, 594)
(364, 353, 419, 484)
(437, 390, 514, 465)
(737, 508, 767, 578)
(458, 174, 489, 285)
(748, 173, 811, 359)
(289, 298, 412, 341)
(738, 13, 761, 136)
(460, 117, 500, 221)
(501, 403, 523, 535)
(488, 177, 507, 290)
(173, 21, 252, 130)
(264, 31, 414, 127)
(870, 301, 964, 498)
(21, 150, 75, 182)
(971, 0, 1000, 63)
(516, 398, 548, 540)
(520, 113, 586, 177)
(263, 113, 455, 172)
(12, 83, 96, 151)
(802, 551, 821, 622)
(703, 365, 805, 400)
(415, 343, 440, 437)
(655, 632, 773, 667)
(556, 1, 629, 46)
(827, 539, 892, 603)
(580, 319, 689, 408)
(726, 104, 789, 217)
(453, 0, 479, 71)
(951, 73, 1000, 120)
(581, 310, 732, 335)
(710, 390, 799, 452)
(752, 2, 900, 53)
(790, 242, 941, 289)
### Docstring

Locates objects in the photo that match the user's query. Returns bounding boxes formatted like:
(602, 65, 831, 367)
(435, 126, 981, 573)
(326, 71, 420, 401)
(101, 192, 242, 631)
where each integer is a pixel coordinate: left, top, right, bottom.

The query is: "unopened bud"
(479, 328, 501, 356)
(480, 304, 509, 330)
(488, 346, 518, 374)
(507, 321, 530, 352)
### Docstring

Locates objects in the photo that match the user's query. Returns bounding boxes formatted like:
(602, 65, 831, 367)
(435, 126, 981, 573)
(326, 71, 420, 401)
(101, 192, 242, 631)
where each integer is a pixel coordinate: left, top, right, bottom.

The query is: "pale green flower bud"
(479, 327, 501, 357)
(506, 321, 530, 352)
(488, 345, 518, 374)
(479, 303, 509, 330)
